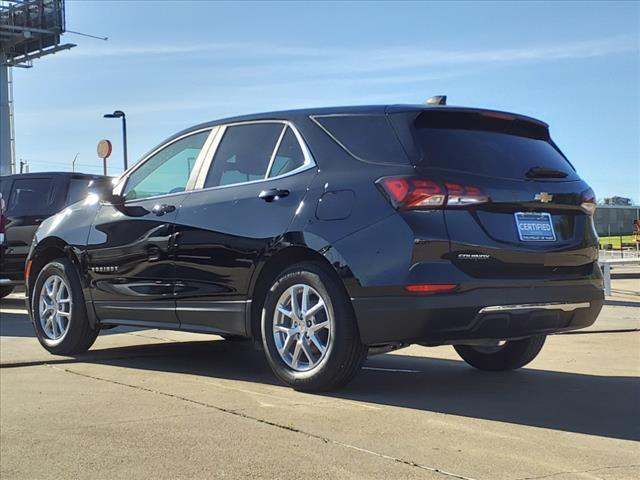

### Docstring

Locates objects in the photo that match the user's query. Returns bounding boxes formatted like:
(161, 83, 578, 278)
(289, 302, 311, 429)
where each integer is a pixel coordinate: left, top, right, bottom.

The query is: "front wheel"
(261, 262, 367, 392)
(31, 258, 99, 355)
(454, 336, 546, 371)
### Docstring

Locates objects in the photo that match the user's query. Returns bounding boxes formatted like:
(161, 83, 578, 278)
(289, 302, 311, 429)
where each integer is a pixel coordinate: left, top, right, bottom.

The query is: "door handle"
(258, 188, 290, 203)
(152, 204, 176, 216)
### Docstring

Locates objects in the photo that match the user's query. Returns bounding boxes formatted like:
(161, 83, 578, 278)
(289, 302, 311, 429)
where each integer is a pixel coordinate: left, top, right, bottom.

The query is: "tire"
(454, 336, 546, 371)
(0, 285, 14, 299)
(261, 262, 367, 392)
(31, 258, 99, 355)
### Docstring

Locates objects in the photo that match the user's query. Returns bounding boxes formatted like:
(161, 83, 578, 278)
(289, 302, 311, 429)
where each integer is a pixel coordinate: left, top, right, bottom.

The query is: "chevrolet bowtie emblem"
(535, 192, 553, 203)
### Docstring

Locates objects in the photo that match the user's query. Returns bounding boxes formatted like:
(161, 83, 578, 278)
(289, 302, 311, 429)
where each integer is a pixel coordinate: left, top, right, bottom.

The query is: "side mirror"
(88, 178, 123, 205)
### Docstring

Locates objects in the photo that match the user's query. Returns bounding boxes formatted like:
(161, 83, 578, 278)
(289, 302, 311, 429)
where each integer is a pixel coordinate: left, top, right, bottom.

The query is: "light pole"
(103, 110, 128, 171)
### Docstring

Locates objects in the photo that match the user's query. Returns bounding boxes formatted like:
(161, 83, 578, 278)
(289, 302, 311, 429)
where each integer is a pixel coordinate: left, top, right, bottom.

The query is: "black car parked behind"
(24, 103, 603, 391)
(0, 172, 109, 298)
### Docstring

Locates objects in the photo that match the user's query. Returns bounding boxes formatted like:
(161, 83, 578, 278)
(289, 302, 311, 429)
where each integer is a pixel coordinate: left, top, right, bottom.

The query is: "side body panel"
(85, 194, 189, 328)
(173, 164, 318, 335)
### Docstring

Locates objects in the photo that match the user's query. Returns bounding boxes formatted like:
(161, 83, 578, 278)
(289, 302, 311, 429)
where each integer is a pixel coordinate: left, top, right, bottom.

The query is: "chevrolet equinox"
(25, 101, 604, 391)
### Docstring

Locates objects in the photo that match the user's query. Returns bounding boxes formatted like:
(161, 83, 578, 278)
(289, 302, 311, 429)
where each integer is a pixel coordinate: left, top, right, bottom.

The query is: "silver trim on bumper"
(479, 302, 591, 314)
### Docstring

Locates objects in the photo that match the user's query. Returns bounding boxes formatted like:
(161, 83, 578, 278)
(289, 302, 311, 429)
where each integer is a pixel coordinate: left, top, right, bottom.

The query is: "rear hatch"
(389, 108, 598, 279)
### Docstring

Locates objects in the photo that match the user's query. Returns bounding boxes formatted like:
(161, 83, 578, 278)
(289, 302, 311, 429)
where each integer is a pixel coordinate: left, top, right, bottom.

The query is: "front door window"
(124, 130, 209, 200)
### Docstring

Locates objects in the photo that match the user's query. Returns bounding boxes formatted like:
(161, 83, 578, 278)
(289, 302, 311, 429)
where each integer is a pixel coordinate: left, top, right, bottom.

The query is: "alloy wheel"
(39, 274, 72, 341)
(272, 283, 332, 371)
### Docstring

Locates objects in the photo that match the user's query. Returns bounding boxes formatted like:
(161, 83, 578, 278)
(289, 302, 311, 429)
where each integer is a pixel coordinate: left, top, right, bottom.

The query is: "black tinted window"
(7, 178, 56, 216)
(66, 178, 93, 205)
(314, 115, 409, 165)
(410, 110, 576, 180)
(414, 129, 576, 180)
(205, 123, 284, 188)
(268, 127, 306, 178)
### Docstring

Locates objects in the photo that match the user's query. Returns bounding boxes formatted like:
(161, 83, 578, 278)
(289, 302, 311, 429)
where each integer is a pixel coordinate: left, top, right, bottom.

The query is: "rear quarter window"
(312, 114, 409, 165)
(66, 178, 96, 205)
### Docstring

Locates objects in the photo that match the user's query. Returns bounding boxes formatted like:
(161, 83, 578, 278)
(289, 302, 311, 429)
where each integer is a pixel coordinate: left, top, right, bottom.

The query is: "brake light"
(445, 182, 490, 206)
(405, 284, 457, 293)
(580, 187, 596, 215)
(376, 176, 489, 209)
(376, 177, 446, 209)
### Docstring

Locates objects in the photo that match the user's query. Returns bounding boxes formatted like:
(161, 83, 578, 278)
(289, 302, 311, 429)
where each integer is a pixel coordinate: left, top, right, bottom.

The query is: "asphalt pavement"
(1, 280, 638, 480)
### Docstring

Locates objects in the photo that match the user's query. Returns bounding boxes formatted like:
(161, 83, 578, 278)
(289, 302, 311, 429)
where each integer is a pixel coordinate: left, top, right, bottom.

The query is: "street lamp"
(103, 110, 128, 171)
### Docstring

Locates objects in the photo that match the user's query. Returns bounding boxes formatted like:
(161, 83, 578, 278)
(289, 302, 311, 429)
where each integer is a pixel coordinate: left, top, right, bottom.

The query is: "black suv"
(0, 172, 109, 298)
(25, 103, 603, 391)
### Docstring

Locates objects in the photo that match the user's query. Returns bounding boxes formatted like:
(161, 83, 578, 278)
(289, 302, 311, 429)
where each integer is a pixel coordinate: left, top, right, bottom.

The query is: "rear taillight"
(444, 182, 490, 206)
(580, 187, 596, 215)
(376, 176, 489, 210)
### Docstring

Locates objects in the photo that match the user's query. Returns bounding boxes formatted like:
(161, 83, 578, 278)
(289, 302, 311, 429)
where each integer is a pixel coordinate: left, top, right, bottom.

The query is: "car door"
(173, 121, 318, 335)
(87, 128, 214, 328)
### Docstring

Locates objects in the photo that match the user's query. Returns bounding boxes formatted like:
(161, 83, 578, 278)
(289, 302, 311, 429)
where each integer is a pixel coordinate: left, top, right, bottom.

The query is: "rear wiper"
(526, 166, 568, 179)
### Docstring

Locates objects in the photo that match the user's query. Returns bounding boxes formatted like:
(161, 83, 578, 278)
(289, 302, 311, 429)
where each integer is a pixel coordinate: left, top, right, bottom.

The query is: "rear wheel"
(31, 259, 98, 355)
(261, 262, 367, 392)
(454, 336, 546, 371)
(0, 285, 14, 299)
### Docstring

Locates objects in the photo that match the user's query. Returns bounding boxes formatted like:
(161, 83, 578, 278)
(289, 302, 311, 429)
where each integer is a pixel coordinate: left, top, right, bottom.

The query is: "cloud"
(68, 42, 336, 58)
(66, 35, 637, 73)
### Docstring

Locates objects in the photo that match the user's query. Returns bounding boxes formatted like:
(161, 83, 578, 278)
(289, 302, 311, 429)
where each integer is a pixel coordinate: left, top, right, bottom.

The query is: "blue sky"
(12, 0, 640, 202)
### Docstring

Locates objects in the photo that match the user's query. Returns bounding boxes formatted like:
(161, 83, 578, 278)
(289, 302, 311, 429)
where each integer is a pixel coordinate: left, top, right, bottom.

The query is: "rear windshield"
(313, 115, 409, 165)
(7, 177, 58, 216)
(409, 111, 577, 180)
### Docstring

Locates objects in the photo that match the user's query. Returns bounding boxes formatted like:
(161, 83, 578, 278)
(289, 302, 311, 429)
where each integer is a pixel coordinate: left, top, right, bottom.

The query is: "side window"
(66, 178, 92, 205)
(313, 114, 409, 165)
(204, 123, 284, 188)
(124, 130, 209, 200)
(267, 127, 306, 178)
(7, 178, 56, 216)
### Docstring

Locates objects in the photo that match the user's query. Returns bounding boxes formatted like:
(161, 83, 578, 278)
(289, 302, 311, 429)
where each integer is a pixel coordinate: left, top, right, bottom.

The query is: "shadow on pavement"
(604, 299, 640, 307)
(30, 338, 640, 443)
(0, 306, 139, 337)
(3, 297, 639, 442)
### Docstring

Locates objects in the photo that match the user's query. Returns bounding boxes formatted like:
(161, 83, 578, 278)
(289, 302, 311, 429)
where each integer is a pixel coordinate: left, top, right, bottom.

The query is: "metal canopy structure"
(1, 0, 75, 175)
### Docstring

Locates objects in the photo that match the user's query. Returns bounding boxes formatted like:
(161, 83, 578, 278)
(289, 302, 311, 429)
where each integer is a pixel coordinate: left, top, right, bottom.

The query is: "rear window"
(410, 111, 577, 180)
(7, 177, 57, 216)
(313, 115, 409, 165)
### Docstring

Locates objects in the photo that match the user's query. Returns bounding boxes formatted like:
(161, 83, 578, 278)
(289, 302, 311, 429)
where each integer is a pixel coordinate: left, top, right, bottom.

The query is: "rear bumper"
(351, 280, 604, 345)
